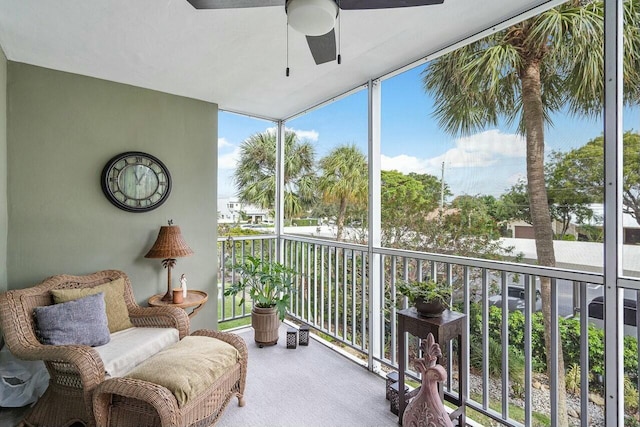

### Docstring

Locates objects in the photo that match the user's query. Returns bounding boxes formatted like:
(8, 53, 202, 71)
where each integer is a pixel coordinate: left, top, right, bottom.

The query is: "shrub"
(565, 364, 582, 395)
(469, 335, 525, 397)
(625, 376, 639, 413)
(467, 300, 639, 393)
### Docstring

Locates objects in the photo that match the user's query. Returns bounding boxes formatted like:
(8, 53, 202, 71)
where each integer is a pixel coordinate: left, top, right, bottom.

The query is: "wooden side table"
(148, 290, 208, 318)
(397, 308, 466, 426)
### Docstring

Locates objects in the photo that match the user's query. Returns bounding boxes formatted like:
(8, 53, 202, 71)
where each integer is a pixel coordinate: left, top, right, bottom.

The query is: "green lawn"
(459, 392, 550, 427)
(219, 317, 251, 330)
(218, 294, 252, 330)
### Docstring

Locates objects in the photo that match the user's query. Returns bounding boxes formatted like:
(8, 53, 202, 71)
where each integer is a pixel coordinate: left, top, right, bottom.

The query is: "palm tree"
(233, 130, 316, 219)
(422, 1, 640, 425)
(318, 144, 368, 241)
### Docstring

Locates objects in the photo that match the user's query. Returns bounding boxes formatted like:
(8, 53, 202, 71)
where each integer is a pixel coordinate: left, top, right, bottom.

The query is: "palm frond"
(423, 0, 640, 137)
(233, 129, 316, 218)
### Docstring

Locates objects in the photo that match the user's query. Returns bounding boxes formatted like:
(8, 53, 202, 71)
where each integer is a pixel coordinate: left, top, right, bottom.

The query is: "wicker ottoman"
(92, 329, 247, 427)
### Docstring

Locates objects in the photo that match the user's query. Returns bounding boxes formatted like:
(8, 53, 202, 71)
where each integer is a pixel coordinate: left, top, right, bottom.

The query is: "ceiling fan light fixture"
(287, 0, 338, 36)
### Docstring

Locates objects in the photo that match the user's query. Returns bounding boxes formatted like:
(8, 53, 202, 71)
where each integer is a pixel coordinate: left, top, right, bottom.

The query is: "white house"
(217, 198, 271, 224)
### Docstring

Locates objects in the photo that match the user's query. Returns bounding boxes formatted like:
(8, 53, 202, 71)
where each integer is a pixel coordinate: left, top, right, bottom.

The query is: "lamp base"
(161, 290, 173, 302)
(160, 258, 177, 302)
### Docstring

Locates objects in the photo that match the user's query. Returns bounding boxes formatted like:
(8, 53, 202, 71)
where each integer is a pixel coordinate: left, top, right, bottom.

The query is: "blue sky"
(218, 65, 637, 201)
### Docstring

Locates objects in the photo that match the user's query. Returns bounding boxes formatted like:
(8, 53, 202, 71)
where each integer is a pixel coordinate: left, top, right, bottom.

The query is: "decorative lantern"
(286, 327, 298, 349)
(389, 382, 410, 415)
(299, 324, 310, 346)
(386, 371, 399, 400)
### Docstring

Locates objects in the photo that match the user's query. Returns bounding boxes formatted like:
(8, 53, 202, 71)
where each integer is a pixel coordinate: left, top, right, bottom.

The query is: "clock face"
(101, 151, 172, 212)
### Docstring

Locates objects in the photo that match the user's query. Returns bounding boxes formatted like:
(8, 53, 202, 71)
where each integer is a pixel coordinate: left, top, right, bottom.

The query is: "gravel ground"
(461, 372, 605, 426)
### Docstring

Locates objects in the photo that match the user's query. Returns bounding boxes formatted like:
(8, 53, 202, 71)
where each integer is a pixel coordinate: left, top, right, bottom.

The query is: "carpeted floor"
(0, 325, 399, 427)
(217, 325, 399, 427)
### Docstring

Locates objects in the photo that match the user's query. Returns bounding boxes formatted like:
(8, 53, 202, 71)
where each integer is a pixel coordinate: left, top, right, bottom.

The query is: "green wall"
(6, 63, 218, 330)
(0, 47, 6, 293)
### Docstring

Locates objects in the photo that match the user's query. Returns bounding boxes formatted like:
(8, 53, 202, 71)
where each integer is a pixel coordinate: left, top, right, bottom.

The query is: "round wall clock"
(101, 151, 172, 212)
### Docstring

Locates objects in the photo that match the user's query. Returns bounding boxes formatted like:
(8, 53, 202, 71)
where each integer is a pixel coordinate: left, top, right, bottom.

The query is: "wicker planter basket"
(252, 306, 279, 347)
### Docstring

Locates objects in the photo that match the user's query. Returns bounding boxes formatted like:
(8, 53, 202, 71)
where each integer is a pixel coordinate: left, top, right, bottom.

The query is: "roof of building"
(501, 237, 640, 276)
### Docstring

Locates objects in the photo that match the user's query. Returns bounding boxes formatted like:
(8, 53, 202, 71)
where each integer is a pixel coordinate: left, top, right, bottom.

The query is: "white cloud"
(382, 129, 525, 173)
(381, 129, 527, 196)
(428, 148, 497, 168)
(218, 147, 240, 170)
(456, 129, 526, 158)
(218, 136, 239, 170)
(265, 126, 319, 142)
(293, 129, 320, 142)
(218, 137, 232, 148)
(430, 129, 526, 168)
(381, 154, 433, 174)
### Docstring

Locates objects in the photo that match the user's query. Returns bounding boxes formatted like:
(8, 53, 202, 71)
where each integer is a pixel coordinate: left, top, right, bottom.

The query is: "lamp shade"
(287, 0, 338, 36)
(145, 225, 194, 259)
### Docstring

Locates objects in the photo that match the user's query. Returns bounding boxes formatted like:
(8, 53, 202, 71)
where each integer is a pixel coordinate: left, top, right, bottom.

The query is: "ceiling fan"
(185, 0, 445, 66)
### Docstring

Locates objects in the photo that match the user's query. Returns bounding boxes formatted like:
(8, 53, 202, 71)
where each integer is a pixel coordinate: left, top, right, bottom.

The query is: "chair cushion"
(34, 292, 110, 346)
(51, 278, 134, 333)
(94, 327, 180, 378)
(125, 336, 240, 407)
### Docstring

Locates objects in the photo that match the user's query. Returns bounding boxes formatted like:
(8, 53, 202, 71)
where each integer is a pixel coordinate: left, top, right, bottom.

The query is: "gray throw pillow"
(34, 292, 111, 346)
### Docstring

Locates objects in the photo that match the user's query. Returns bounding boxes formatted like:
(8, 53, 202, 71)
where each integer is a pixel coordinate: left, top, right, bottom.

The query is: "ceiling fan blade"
(186, 0, 284, 9)
(306, 29, 337, 65)
(338, 0, 444, 10)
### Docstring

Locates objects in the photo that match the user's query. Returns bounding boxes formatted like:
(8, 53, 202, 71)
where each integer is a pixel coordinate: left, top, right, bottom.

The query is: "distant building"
(585, 204, 640, 245)
(504, 203, 640, 244)
(218, 198, 271, 224)
(506, 219, 577, 240)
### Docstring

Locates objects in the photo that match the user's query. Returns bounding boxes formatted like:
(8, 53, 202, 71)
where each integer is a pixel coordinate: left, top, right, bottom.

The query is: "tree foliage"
(381, 170, 436, 246)
(422, 2, 640, 422)
(499, 149, 595, 238)
(556, 131, 640, 225)
(447, 195, 502, 240)
(546, 150, 596, 236)
(499, 179, 531, 225)
(317, 144, 368, 241)
(381, 170, 509, 259)
(233, 130, 316, 219)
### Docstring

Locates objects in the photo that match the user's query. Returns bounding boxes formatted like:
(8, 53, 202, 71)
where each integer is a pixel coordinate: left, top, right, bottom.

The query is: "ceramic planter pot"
(414, 297, 447, 317)
(251, 306, 279, 347)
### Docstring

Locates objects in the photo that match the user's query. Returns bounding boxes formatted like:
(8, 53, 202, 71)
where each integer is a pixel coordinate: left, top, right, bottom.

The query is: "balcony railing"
(217, 235, 277, 323)
(218, 234, 638, 427)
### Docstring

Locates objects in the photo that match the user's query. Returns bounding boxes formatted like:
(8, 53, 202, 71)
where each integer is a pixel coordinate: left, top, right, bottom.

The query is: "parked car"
(488, 285, 543, 312)
(588, 295, 637, 336)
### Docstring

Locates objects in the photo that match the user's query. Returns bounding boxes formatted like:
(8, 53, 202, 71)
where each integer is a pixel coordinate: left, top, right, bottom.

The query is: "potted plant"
(224, 256, 296, 347)
(397, 279, 452, 317)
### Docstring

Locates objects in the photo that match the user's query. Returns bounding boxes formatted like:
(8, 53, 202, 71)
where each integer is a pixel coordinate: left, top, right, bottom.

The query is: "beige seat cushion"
(125, 336, 240, 407)
(51, 278, 134, 333)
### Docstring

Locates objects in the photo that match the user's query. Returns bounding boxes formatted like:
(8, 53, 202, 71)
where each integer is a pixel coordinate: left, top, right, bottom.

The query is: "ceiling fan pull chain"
(337, 0, 342, 64)
(286, 15, 290, 77)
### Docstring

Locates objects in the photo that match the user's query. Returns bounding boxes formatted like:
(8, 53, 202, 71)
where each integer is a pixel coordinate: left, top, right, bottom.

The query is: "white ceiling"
(0, 0, 560, 121)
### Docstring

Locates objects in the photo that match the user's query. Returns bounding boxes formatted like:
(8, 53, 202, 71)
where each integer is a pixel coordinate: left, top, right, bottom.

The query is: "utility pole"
(440, 161, 445, 212)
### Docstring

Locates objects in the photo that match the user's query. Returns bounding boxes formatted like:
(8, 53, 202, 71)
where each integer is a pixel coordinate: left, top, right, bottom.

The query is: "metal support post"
(275, 120, 286, 263)
(603, 0, 624, 424)
(367, 79, 382, 373)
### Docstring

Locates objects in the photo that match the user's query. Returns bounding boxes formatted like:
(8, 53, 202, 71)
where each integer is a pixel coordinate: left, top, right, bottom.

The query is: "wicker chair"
(0, 270, 189, 427)
(93, 329, 248, 427)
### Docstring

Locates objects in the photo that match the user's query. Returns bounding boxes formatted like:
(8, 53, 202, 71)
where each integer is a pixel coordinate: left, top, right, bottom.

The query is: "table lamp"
(145, 220, 194, 302)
